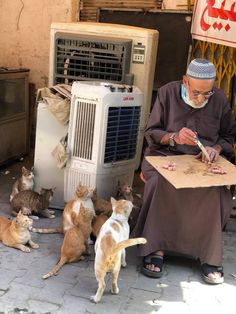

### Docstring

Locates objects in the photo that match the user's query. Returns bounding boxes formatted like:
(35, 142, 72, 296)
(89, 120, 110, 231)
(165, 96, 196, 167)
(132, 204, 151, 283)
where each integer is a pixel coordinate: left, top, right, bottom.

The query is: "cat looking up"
(91, 189, 112, 216)
(116, 182, 143, 232)
(0, 211, 39, 252)
(32, 183, 95, 233)
(42, 203, 95, 279)
(10, 166, 34, 202)
(90, 197, 146, 303)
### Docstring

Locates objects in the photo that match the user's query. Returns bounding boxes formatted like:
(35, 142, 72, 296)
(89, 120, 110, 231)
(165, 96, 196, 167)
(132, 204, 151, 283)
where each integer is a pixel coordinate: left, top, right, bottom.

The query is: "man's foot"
(141, 251, 164, 278)
(201, 263, 224, 284)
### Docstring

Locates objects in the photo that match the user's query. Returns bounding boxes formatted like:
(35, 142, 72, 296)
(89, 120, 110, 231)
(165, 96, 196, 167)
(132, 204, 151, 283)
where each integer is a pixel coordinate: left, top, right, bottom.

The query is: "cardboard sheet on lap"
(146, 155, 236, 189)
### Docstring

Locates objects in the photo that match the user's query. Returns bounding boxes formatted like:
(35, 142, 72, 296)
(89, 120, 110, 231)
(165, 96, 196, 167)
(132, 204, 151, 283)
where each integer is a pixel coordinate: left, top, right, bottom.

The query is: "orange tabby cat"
(0, 211, 39, 252)
(92, 213, 109, 238)
(90, 197, 146, 303)
(42, 203, 95, 279)
(91, 189, 112, 216)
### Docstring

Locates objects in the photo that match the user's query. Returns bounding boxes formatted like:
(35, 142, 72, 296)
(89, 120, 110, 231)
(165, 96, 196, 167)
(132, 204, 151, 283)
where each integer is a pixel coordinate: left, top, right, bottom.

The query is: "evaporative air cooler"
(64, 81, 143, 201)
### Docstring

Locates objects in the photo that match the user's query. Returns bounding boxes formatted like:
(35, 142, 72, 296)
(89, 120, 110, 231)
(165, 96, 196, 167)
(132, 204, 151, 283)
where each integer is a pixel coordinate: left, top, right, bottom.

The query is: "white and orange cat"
(10, 166, 34, 202)
(90, 197, 146, 304)
(42, 203, 95, 279)
(32, 183, 95, 234)
(0, 211, 39, 252)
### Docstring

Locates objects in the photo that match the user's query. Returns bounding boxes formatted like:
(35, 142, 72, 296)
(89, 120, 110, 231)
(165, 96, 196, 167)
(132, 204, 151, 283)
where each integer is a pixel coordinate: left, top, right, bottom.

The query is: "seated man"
(134, 58, 236, 284)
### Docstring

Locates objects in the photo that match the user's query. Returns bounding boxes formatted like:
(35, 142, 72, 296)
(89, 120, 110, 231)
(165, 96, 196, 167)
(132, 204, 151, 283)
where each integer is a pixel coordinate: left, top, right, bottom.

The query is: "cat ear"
(22, 166, 26, 173)
(110, 197, 116, 206)
(16, 210, 22, 222)
(31, 166, 34, 171)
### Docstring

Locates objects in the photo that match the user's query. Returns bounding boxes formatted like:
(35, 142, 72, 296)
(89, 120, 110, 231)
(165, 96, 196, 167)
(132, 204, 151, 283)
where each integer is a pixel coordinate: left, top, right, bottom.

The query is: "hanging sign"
(191, 0, 236, 48)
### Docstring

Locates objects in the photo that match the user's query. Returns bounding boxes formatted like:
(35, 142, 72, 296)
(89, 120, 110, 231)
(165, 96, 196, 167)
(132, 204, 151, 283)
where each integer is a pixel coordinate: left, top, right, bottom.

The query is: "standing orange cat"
(32, 184, 95, 234)
(42, 203, 95, 279)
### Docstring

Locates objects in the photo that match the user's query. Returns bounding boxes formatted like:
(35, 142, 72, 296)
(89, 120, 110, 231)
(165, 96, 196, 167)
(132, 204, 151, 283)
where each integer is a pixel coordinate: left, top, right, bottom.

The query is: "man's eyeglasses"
(187, 81, 215, 99)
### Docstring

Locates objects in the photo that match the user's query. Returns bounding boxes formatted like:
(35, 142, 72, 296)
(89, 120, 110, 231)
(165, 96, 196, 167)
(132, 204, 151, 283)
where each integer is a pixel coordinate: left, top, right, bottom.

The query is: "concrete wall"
(0, 0, 79, 88)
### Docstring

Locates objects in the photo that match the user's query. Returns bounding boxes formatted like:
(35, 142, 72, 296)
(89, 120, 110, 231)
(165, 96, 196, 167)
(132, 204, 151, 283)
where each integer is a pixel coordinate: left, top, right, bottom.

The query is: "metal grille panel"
(104, 106, 140, 163)
(54, 34, 132, 85)
(192, 39, 236, 114)
(64, 167, 91, 201)
(72, 101, 96, 159)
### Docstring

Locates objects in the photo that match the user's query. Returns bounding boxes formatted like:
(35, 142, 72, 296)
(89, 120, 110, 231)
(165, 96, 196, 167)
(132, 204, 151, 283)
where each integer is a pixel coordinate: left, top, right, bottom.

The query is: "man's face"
(183, 76, 215, 107)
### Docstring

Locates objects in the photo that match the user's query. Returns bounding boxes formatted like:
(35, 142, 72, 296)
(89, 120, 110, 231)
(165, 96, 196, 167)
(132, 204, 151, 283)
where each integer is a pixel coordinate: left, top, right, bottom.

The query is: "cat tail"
(111, 237, 146, 255)
(31, 226, 63, 234)
(42, 257, 67, 279)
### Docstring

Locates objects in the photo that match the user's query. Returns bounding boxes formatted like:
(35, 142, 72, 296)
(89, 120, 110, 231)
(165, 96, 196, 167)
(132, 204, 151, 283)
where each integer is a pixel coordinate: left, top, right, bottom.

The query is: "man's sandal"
(201, 263, 224, 284)
(141, 254, 163, 278)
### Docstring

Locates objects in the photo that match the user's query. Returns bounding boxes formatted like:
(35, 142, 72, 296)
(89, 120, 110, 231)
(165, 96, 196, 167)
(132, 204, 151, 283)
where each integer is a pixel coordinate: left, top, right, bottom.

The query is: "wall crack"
(16, 0, 24, 30)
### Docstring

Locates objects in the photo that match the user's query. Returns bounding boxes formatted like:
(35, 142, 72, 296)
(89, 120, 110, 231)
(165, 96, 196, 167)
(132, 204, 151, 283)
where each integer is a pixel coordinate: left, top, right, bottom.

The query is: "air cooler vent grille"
(54, 34, 132, 85)
(104, 106, 140, 163)
(72, 101, 96, 160)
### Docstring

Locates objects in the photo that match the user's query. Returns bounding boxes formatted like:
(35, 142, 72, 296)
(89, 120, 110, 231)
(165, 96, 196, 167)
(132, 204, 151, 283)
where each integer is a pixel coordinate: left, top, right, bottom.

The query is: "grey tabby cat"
(10, 166, 34, 202)
(11, 188, 55, 219)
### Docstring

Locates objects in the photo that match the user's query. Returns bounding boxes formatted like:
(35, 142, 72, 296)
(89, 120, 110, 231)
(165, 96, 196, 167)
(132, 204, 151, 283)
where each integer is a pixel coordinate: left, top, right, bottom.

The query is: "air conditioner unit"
(64, 81, 142, 201)
(49, 22, 158, 166)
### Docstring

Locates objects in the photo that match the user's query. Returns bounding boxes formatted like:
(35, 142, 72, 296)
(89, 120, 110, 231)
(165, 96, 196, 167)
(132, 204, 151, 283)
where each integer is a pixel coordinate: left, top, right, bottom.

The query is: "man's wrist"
(169, 132, 177, 147)
(173, 132, 180, 144)
(160, 132, 174, 145)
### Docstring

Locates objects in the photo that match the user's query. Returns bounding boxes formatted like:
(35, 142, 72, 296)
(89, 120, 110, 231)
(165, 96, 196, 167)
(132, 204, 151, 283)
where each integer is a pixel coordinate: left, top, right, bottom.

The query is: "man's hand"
(195, 146, 221, 163)
(174, 127, 197, 146)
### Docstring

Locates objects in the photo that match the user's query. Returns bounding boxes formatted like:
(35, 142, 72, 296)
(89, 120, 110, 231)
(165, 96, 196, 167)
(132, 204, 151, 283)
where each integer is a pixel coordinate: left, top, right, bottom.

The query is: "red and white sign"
(191, 0, 236, 48)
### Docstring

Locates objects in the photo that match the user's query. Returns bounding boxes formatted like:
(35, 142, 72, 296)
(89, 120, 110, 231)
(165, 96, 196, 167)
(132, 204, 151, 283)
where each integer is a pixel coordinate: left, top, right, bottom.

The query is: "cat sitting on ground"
(0, 211, 39, 252)
(90, 197, 146, 304)
(90, 189, 112, 241)
(11, 188, 55, 219)
(91, 213, 109, 239)
(10, 166, 34, 202)
(91, 189, 112, 216)
(116, 182, 143, 232)
(116, 181, 142, 208)
(32, 183, 95, 234)
(42, 203, 95, 279)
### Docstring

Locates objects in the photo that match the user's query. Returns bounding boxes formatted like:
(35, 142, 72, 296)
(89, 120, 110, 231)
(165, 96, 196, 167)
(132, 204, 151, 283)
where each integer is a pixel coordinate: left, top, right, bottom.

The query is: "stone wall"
(0, 0, 78, 88)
